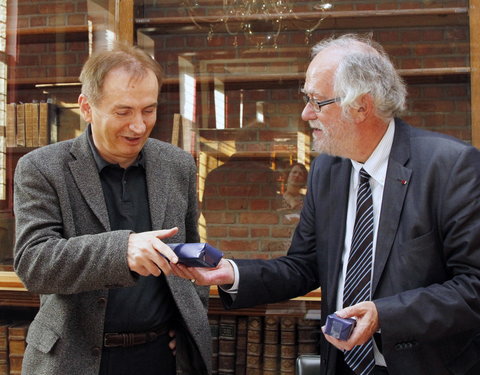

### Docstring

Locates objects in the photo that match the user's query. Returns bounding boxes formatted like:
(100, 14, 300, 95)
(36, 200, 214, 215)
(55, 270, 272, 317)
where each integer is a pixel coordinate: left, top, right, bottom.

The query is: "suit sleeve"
(375, 145, 480, 343)
(13, 153, 136, 295)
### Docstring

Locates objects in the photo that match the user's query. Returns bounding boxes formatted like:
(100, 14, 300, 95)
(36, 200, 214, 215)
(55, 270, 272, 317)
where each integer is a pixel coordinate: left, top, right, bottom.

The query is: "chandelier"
(182, 1, 333, 49)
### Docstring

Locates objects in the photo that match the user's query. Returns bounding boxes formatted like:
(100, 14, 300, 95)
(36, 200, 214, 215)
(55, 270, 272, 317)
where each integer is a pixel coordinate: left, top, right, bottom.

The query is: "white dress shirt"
(335, 118, 395, 366)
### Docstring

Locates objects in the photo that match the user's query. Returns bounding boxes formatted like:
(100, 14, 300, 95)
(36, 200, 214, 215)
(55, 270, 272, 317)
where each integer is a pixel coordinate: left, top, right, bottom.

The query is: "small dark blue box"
(325, 314, 356, 341)
(167, 243, 224, 268)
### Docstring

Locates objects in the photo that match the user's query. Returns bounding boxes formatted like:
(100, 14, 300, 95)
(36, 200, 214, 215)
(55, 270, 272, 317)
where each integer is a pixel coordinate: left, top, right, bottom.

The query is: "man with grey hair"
(14, 43, 211, 375)
(173, 34, 480, 375)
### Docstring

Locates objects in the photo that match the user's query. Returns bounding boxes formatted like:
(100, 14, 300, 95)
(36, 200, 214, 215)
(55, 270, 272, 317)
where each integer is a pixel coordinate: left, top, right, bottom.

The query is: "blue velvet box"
(167, 243, 224, 267)
(325, 314, 356, 341)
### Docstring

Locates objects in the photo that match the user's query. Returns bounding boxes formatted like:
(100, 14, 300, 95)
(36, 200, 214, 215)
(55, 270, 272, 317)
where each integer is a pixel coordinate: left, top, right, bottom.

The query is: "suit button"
(97, 297, 106, 305)
(92, 347, 101, 356)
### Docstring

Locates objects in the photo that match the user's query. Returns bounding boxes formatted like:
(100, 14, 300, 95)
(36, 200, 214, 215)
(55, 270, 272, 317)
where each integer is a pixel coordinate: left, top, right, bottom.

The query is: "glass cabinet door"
(0, 0, 119, 268)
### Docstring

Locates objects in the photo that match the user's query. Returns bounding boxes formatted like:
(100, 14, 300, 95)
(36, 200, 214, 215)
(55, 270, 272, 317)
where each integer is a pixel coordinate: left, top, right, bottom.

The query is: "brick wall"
(7, 0, 89, 87)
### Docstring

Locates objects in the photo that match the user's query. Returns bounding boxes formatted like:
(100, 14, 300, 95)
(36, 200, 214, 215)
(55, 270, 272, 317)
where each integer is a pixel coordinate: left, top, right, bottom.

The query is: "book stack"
(7, 322, 30, 375)
(0, 315, 320, 375)
(6, 101, 57, 148)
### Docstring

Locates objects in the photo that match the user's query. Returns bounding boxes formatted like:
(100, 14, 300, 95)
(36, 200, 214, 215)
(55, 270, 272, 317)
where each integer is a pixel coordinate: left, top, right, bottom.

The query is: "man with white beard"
(173, 33, 480, 375)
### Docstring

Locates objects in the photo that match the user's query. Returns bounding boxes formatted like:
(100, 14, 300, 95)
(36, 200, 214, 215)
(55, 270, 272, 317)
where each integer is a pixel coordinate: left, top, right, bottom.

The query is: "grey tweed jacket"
(13, 129, 212, 375)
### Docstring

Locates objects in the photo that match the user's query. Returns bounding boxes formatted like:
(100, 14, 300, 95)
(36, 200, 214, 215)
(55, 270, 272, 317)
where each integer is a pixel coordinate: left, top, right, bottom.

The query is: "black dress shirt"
(87, 128, 175, 333)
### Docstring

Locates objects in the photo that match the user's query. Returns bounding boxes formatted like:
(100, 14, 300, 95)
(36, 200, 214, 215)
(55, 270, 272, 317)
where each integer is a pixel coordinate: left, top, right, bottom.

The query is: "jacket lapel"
(144, 140, 171, 229)
(68, 131, 111, 231)
(326, 159, 352, 310)
(372, 119, 412, 295)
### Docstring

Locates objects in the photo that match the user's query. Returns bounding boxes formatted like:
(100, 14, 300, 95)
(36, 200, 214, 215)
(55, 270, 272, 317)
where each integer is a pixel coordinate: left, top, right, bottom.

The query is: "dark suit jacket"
(14, 130, 212, 375)
(221, 119, 480, 375)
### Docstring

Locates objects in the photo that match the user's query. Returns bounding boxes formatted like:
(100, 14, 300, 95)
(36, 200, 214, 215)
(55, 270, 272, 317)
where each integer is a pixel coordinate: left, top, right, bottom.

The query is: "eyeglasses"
(302, 95, 341, 112)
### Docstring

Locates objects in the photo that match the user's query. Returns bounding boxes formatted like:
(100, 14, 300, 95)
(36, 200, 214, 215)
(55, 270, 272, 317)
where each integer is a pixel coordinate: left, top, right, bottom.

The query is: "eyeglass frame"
(302, 94, 341, 112)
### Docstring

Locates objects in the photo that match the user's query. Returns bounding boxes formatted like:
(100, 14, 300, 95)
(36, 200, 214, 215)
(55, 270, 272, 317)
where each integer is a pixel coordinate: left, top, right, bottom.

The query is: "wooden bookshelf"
(0, 271, 320, 312)
(136, 7, 468, 34)
(6, 25, 89, 44)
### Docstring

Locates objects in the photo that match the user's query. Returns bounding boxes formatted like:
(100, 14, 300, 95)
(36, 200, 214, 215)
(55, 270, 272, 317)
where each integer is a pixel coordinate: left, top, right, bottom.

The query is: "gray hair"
(311, 34, 407, 120)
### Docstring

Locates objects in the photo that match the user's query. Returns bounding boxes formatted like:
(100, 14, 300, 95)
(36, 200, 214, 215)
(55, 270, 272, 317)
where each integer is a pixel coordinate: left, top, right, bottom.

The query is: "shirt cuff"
(219, 259, 239, 294)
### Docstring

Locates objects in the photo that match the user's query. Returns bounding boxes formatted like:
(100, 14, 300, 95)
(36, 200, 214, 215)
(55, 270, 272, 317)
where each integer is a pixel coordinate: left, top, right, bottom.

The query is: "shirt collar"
(351, 118, 395, 187)
(86, 124, 145, 172)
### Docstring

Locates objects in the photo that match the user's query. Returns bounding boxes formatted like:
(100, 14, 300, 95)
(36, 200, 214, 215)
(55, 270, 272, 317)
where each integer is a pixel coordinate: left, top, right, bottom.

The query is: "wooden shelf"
(7, 76, 81, 90)
(0, 271, 320, 311)
(136, 7, 468, 35)
(7, 67, 469, 91)
(160, 67, 470, 91)
(7, 25, 89, 44)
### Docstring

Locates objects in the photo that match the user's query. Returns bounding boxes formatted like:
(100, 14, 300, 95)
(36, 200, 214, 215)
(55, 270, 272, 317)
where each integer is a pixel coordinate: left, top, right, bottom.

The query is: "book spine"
(209, 314, 220, 375)
(31, 102, 40, 147)
(15, 104, 25, 147)
(280, 317, 297, 375)
(0, 322, 9, 375)
(234, 316, 248, 375)
(6, 104, 16, 147)
(8, 322, 30, 375)
(24, 103, 34, 147)
(218, 315, 237, 375)
(297, 318, 321, 355)
(246, 316, 263, 375)
(262, 316, 279, 375)
(38, 102, 50, 146)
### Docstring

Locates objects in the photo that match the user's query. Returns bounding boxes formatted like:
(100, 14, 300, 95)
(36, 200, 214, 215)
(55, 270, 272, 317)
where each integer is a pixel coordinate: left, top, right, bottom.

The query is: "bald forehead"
(303, 46, 343, 95)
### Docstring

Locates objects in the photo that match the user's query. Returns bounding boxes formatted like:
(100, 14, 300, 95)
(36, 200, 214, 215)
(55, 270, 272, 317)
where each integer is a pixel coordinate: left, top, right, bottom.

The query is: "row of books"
(0, 321, 29, 375)
(210, 314, 320, 375)
(6, 102, 58, 148)
(0, 315, 319, 375)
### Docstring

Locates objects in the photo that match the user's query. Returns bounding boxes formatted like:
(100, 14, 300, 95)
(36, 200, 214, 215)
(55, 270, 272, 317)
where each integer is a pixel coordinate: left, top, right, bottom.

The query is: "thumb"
(152, 227, 179, 239)
(335, 306, 355, 319)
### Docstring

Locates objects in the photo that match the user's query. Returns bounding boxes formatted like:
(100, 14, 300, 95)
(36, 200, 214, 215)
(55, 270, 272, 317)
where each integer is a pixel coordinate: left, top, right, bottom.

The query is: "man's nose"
(129, 114, 147, 133)
(301, 103, 317, 121)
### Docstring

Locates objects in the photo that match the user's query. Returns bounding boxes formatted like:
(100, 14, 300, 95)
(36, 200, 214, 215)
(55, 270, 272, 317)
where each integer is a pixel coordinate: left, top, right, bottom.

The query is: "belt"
(103, 324, 169, 348)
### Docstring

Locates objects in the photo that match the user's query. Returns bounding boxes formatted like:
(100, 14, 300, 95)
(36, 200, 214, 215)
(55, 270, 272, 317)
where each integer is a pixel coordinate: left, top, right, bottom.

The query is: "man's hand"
(171, 258, 235, 286)
(323, 301, 379, 351)
(127, 227, 179, 276)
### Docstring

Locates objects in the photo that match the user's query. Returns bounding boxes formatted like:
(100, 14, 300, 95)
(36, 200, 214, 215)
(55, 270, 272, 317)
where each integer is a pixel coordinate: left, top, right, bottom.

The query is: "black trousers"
(336, 350, 388, 375)
(99, 333, 175, 375)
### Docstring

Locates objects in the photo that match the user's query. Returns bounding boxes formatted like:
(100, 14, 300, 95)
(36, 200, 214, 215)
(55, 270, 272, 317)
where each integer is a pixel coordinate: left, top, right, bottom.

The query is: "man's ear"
(352, 94, 374, 124)
(78, 94, 92, 122)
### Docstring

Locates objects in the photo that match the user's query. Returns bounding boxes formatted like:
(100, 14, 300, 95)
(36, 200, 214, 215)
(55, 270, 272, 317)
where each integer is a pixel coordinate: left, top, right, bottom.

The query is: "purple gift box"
(325, 314, 356, 341)
(167, 243, 224, 268)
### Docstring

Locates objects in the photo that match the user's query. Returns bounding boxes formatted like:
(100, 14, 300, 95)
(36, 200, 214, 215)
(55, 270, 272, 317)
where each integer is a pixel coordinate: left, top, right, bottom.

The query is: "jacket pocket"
(26, 319, 60, 354)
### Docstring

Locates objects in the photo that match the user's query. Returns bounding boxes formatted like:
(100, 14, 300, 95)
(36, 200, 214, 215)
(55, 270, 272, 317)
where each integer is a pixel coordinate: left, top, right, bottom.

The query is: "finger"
(142, 261, 162, 277)
(150, 227, 179, 240)
(170, 263, 195, 279)
(168, 338, 176, 350)
(152, 237, 179, 264)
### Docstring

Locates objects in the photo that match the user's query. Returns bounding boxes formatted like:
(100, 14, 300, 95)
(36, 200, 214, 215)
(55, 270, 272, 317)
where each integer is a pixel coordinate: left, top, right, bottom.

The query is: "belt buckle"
(104, 333, 119, 348)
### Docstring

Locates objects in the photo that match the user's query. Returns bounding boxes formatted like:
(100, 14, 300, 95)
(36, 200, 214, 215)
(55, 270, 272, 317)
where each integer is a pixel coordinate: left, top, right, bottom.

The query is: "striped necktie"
(343, 168, 375, 375)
